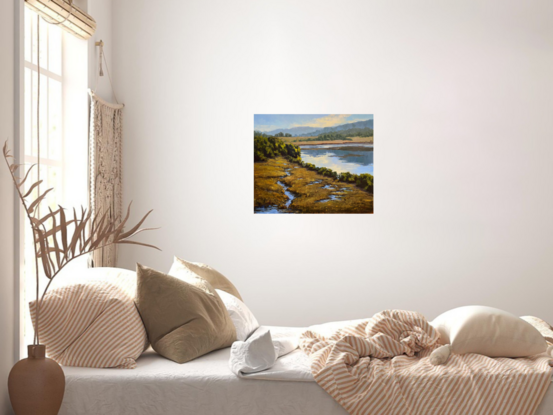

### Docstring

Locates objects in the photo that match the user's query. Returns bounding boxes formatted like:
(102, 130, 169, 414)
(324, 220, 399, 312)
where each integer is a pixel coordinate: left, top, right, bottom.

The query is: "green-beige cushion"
(169, 256, 243, 301)
(135, 263, 236, 364)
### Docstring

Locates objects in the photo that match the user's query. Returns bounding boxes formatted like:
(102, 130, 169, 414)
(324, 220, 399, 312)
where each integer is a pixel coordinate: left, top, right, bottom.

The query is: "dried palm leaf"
(3, 141, 159, 344)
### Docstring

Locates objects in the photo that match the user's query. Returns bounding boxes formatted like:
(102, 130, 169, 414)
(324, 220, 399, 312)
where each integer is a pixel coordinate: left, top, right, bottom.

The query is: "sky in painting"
(254, 114, 373, 132)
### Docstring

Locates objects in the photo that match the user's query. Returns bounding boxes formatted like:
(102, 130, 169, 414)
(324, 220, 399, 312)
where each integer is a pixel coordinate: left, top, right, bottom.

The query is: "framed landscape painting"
(254, 114, 374, 214)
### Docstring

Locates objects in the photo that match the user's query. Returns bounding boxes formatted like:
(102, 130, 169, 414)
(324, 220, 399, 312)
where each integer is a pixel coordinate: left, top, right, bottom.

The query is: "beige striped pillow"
(30, 280, 148, 369)
(49, 267, 139, 297)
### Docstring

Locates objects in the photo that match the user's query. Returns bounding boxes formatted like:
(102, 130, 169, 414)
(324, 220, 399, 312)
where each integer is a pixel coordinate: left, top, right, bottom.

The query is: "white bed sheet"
(60, 326, 344, 415)
(60, 326, 553, 415)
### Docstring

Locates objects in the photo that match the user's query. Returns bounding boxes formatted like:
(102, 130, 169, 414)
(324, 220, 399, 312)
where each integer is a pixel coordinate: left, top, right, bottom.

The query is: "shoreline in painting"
(282, 136, 373, 147)
(297, 141, 372, 147)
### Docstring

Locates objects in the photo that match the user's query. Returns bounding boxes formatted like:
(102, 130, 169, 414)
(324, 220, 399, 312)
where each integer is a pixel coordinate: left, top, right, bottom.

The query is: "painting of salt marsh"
(254, 114, 373, 214)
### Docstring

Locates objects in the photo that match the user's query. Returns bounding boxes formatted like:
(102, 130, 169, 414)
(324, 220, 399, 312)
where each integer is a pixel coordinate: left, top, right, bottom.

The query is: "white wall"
(113, 0, 553, 327)
(0, 0, 15, 412)
(88, 0, 115, 102)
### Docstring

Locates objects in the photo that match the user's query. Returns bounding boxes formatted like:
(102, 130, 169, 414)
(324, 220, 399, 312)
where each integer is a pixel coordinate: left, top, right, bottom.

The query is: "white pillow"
(431, 306, 547, 357)
(216, 289, 259, 341)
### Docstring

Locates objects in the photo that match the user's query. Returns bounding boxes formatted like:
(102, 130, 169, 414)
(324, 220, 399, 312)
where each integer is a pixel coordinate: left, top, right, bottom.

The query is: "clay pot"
(8, 345, 65, 415)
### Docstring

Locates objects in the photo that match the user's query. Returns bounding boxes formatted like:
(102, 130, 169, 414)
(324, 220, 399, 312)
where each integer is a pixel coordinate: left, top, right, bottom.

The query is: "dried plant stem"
(3, 142, 158, 348)
(33, 233, 40, 345)
(35, 16, 41, 346)
(3, 155, 42, 345)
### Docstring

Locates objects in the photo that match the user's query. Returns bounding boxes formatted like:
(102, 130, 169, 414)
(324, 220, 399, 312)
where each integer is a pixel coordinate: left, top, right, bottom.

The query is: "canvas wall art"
(254, 114, 374, 214)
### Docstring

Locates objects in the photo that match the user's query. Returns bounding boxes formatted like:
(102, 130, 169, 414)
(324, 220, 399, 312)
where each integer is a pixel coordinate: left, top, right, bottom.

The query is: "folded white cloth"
(229, 327, 299, 376)
(430, 344, 452, 365)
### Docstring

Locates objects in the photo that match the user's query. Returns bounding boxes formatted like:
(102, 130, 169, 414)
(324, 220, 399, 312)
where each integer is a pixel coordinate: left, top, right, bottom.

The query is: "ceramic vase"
(8, 345, 65, 415)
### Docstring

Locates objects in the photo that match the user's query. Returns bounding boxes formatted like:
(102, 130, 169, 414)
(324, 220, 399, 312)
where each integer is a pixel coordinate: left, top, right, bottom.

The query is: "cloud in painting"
(254, 124, 279, 132)
(254, 114, 373, 132)
(292, 114, 352, 128)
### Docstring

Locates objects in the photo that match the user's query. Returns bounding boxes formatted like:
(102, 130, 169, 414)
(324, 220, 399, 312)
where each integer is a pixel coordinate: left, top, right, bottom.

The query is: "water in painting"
(254, 114, 374, 214)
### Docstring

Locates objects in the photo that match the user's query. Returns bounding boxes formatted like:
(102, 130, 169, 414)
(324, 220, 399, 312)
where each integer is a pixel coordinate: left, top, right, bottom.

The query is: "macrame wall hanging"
(89, 40, 124, 267)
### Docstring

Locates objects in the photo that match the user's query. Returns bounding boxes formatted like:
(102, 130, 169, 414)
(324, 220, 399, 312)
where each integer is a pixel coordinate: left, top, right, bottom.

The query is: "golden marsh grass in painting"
(254, 158, 289, 209)
(254, 157, 373, 214)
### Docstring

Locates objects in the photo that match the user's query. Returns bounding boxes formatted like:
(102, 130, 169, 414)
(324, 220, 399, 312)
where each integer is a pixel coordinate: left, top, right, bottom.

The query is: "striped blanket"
(300, 310, 553, 415)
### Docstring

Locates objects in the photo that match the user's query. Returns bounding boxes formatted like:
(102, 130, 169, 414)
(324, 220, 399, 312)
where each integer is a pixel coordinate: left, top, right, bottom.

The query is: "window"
(21, 7, 89, 348)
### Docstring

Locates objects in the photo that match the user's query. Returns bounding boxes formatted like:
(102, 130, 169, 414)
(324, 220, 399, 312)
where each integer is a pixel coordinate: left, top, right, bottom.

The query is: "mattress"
(60, 326, 553, 415)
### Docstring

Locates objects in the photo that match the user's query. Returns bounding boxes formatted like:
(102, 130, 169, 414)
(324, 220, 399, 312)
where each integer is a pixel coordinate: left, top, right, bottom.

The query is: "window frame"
(23, 8, 65, 181)
(15, 0, 26, 360)
(19, 6, 67, 352)
(15, 2, 89, 357)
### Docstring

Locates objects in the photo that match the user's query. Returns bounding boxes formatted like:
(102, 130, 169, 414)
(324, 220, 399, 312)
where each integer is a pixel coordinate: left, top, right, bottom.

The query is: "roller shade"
(25, 0, 96, 40)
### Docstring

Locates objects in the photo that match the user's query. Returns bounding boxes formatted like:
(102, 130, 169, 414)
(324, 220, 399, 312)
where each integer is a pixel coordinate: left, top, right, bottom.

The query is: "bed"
(60, 326, 553, 415)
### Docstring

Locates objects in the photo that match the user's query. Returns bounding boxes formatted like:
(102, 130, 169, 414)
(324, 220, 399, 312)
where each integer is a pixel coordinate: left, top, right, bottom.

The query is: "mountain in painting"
(263, 120, 374, 137)
(265, 126, 319, 136)
(306, 120, 373, 137)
